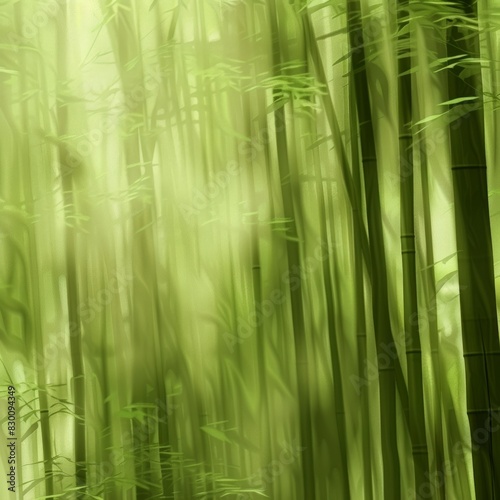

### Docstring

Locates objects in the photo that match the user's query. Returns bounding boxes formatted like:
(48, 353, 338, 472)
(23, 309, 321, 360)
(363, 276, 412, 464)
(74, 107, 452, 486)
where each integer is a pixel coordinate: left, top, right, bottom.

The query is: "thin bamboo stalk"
(97, 2, 174, 496)
(396, 0, 430, 494)
(55, 5, 87, 494)
(12, 2, 54, 495)
(349, 71, 373, 500)
(268, 1, 316, 497)
(309, 61, 352, 500)
(418, 141, 447, 500)
(345, 0, 401, 496)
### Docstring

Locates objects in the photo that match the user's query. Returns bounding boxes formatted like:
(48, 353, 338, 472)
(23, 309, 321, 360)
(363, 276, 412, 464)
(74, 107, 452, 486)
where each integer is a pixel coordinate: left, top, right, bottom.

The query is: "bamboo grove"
(1, 0, 500, 498)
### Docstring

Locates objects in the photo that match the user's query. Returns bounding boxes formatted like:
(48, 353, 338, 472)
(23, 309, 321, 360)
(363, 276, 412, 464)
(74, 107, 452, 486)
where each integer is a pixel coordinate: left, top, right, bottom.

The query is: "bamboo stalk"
(307, 52, 353, 500)
(303, 11, 412, 436)
(96, 2, 175, 496)
(349, 70, 373, 500)
(241, 21, 275, 491)
(12, 2, 54, 496)
(54, 5, 88, 494)
(446, 2, 500, 496)
(268, 1, 316, 497)
(345, 0, 402, 496)
(418, 140, 447, 500)
(396, 0, 430, 495)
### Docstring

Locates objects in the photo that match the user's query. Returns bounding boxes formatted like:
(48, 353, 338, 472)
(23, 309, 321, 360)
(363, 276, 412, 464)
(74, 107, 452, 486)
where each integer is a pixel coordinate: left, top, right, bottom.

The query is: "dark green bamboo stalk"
(446, 1, 500, 497)
(303, 11, 412, 436)
(396, 0, 430, 495)
(268, 1, 316, 497)
(348, 71, 373, 500)
(345, 1, 401, 497)
(320, 234, 353, 499)
(309, 62, 352, 500)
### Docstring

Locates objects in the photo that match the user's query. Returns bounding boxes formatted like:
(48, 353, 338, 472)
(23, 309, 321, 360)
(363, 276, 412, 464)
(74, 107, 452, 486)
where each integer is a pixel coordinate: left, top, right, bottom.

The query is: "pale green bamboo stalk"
(12, 1, 54, 494)
(268, 1, 316, 497)
(221, 9, 255, 482)
(58, 148, 87, 494)
(55, 7, 91, 494)
(413, 21, 470, 497)
(96, 2, 175, 496)
(243, 66, 275, 500)
(163, 30, 212, 497)
(417, 140, 447, 500)
(302, 12, 372, 277)
(305, 57, 352, 500)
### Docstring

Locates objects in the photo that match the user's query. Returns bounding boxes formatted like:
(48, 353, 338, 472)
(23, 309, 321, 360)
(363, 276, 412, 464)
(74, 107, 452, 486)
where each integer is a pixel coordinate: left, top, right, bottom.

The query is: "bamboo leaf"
(200, 426, 233, 444)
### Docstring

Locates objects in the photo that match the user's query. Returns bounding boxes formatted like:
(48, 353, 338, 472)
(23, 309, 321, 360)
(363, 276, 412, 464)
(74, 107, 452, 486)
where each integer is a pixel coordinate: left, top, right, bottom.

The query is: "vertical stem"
(446, 2, 500, 497)
(268, 1, 316, 497)
(397, 0, 430, 495)
(346, 0, 402, 496)
(349, 71, 373, 500)
(55, 5, 87, 495)
(12, 2, 54, 496)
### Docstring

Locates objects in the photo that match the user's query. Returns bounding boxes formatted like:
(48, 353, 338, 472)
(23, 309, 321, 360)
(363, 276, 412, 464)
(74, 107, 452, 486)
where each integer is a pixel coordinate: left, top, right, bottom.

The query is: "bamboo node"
(466, 409, 495, 415)
(412, 445, 428, 454)
(406, 349, 422, 355)
(378, 366, 395, 372)
(451, 164, 487, 170)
